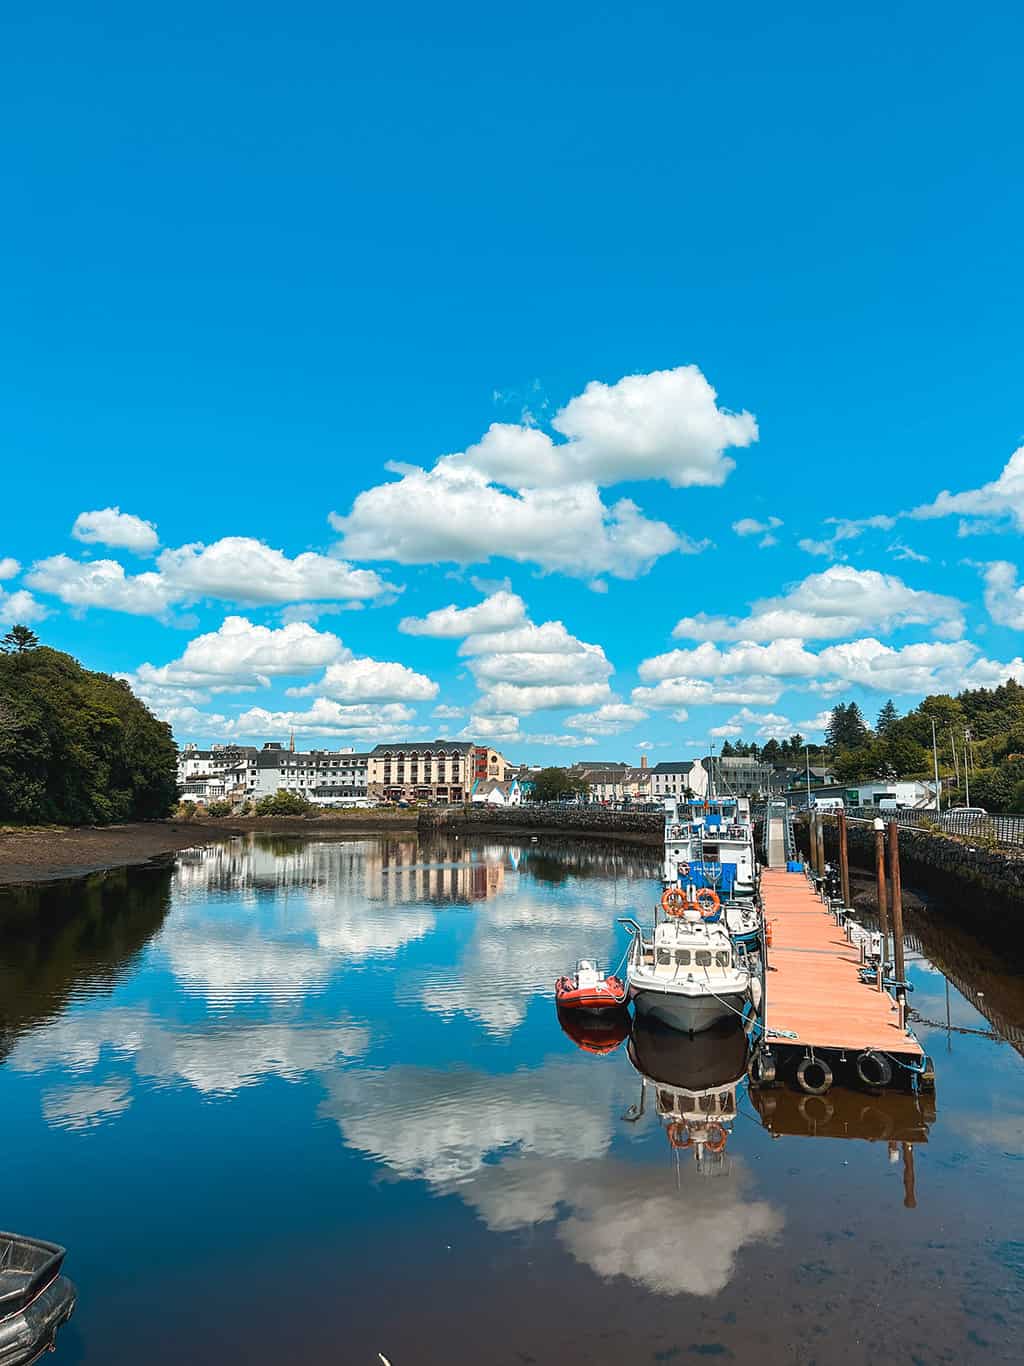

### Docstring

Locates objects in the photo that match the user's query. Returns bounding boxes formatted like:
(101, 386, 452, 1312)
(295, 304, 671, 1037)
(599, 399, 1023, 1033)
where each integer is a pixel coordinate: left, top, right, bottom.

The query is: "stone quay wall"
(803, 815, 1024, 944)
(418, 804, 663, 846)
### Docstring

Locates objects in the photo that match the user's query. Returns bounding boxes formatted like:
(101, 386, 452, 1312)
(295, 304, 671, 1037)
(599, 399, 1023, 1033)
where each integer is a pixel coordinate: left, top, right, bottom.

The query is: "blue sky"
(3, 2, 1024, 760)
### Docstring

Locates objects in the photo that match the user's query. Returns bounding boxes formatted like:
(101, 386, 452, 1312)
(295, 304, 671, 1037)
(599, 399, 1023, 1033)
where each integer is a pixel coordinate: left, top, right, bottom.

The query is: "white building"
(849, 779, 940, 811)
(470, 777, 522, 806)
(649, 760, 709, 800)
(177, 742, 370, 806)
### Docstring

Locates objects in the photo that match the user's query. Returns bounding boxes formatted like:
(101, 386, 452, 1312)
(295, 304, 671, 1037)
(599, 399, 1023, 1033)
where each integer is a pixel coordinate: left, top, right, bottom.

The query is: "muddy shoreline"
(0, 812, 419, 887)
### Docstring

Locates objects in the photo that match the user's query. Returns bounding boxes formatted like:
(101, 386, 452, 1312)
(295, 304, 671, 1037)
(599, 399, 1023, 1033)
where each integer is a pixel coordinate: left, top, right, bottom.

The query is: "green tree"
(1, 624, 40, 653)
(826, 702, 870, 750)
(876, 699, 899, 735)
(532, 767, 589, 802)
(0, 644, 177, 825)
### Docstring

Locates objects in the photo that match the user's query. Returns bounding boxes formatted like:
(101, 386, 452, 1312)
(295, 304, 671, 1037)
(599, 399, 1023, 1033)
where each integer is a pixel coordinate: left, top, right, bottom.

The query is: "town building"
(649, 759, 709, 800)
(366, 740, 478, 803)
(177, 741, 370, 805)
(470, 777, 522, 806)
(710, 754, 774, 797)
(472, 746, 509, 785)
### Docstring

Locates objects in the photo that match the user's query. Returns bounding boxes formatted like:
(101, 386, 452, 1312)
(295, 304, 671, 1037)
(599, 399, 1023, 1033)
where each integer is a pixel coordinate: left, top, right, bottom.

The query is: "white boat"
(662, 796, 763, 954)
(625, 907, 757, 1033)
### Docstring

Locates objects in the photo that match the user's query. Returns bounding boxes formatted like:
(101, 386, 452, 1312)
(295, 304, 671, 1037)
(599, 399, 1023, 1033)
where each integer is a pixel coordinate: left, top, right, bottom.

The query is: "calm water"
(1, 834, 1022, 1365)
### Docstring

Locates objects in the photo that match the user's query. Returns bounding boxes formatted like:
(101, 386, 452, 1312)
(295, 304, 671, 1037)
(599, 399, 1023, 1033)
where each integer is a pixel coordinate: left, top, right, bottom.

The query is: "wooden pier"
(760, 868, 923, 1062)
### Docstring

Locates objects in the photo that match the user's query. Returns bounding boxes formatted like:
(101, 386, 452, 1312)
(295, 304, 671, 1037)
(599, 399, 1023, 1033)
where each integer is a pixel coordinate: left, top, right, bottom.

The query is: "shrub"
(254, 789, 312, 816)
(205, 799, 232, 817)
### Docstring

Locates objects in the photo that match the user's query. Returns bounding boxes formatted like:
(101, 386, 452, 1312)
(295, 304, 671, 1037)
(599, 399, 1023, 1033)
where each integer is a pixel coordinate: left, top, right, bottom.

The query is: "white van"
(812, 796, 845, 811)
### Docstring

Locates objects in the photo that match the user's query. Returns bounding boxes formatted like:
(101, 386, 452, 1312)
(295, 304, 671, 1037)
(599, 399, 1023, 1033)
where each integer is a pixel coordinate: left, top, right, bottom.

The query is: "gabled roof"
(369, 740, 475, 756)
(651, 761, 697, 774)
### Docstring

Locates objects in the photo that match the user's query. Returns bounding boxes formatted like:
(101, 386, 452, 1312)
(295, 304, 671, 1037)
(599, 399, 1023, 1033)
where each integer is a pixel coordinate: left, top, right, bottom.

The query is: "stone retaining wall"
(419, 804, 663, 845)
(801, 816, 1024, 944)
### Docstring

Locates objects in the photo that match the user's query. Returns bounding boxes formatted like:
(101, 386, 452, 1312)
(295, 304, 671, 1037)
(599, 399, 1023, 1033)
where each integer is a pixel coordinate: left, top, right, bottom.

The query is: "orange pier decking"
(761, 868, 923, 1056)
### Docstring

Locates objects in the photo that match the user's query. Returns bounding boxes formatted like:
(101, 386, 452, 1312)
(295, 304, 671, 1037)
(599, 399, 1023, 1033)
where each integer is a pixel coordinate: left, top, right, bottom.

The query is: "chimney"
(640, 754, 648, 769)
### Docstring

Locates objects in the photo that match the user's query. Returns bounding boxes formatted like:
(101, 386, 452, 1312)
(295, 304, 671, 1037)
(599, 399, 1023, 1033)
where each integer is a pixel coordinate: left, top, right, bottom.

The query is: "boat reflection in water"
(556, 1003, 630, 1055)
(624, 1014, 750, 1171)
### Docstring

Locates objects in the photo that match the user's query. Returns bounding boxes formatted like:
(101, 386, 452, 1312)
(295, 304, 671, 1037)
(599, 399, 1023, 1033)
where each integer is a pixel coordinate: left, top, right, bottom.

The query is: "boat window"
(657, 948, 672, 965)
(715, 951, 730, 968)
(699, 1094, 715, 1113)
(657, 1089, 675, 1110)
(675, 950, 690, 966)
(703, 844, 719, 860)
(695, 950, 712, 967)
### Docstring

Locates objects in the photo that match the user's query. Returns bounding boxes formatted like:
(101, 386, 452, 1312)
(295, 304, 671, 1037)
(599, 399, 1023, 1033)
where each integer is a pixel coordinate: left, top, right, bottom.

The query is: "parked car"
(940, 806, 988, 831)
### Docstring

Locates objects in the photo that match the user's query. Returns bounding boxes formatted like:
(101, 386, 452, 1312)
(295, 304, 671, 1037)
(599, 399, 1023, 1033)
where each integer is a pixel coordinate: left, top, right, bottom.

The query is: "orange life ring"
(764, 920, 774, 947)
(666, 1121, 691, 1149)
(704, 1123, 728, 1153)
(661, 888, 688, 917)
(693, 888, 720, 918)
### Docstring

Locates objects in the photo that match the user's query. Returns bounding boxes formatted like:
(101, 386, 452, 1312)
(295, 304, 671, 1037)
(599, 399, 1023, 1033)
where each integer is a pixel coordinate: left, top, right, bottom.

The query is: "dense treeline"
(0, 627, 178, 825)
(721, 678, 1024, 813)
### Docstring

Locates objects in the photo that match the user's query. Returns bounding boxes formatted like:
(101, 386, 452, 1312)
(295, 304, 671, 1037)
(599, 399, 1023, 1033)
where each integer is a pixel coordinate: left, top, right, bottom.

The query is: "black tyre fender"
(855, 1049, 893, 1089)
(796, 1055, 833, 1096)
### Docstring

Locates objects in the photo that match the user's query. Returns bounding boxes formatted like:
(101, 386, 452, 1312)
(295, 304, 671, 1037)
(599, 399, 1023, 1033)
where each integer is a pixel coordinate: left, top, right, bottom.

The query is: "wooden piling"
(902, 1142, 917, 1210)
(874, 822, 890, 957)
(814, 811, 825, 876)
(888, 821, 906, 992)
(838, 808, 851, 907)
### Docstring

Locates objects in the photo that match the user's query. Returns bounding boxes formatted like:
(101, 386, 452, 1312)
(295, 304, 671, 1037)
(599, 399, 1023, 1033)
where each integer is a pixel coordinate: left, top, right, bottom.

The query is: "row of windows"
(655, 948, 730, 968)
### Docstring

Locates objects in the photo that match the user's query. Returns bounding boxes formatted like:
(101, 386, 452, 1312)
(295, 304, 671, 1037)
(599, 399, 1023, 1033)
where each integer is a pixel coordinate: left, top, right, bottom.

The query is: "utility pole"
(930, 717, 941, 813)
(805, 745, 812, 808)
(964, 729, 971, 807)
(949, 728, 960, 793)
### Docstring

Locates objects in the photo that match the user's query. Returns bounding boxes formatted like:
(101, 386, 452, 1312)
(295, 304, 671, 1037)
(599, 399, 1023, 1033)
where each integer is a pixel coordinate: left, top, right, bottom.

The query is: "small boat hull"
(0, 1276, 75, 1366)
(555, 976, 626, 1012)
(631, 987, 747, 1033)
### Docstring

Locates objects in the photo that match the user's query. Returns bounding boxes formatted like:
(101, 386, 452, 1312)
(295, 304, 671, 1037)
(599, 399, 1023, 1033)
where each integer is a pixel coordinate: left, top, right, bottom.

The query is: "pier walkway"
(761, 868, 923, 1057)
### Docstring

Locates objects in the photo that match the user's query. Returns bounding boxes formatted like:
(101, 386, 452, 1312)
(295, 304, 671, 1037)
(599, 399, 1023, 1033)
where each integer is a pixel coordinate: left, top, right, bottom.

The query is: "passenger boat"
(555, 960, 627, 1012)
(623, 894, 759, 1033)
(624, 1014, 749, 1166)
(0, 1233, 75, 1366)
(662, 795, 763, 955)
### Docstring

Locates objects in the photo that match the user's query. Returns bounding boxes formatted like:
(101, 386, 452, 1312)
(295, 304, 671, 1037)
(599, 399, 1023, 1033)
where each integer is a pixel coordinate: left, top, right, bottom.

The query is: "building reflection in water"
(172, 834, 517, 906)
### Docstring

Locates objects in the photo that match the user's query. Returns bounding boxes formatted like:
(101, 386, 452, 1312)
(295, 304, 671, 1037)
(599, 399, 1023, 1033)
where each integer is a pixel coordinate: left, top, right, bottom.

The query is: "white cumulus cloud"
(226, 698, 417, 740)
(72, 506, 159, 554)
(331, 465, 688, 581)
(132, 616, 346, 693)
(564, 701, 648, 735)
(157, 536, 395, 605)
(672, 566, 964, 643)
(287, 656, 438, 702)
(911, 446, 1024, 530)
(0, 587, 50, 625)
(980, 560, 1024, 630)
(26, 556, 174, 617)
(399, 590, 526, 638)
(0, 557, 20, 580)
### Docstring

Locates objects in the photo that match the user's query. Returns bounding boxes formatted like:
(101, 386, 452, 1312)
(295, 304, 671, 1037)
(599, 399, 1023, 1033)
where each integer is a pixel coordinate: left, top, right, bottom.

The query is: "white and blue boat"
(661, 796, 763, 956)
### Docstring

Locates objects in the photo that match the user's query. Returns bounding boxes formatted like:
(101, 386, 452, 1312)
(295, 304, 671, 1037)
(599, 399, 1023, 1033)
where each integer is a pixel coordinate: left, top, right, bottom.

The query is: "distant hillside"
(0, 628, 178, 825)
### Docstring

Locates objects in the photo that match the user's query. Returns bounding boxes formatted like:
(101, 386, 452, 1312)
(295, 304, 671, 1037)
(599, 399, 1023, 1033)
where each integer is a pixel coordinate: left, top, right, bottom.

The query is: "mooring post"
(902, 1142, 917, 1210)
(838, 807, 851, 907)
(873, 818, 889, 966)
(888, 820, 907, 1005)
